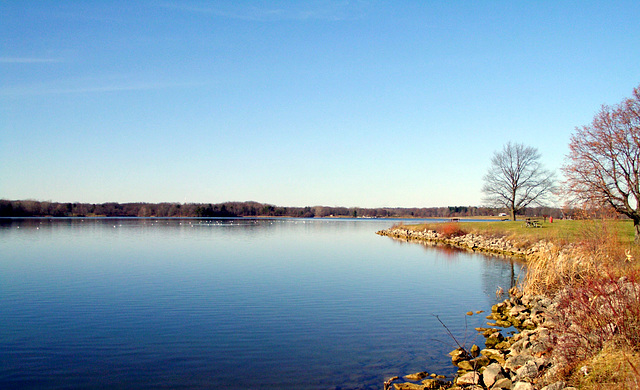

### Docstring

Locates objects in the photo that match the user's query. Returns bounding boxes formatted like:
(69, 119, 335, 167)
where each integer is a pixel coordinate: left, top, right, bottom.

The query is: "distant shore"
(0, 199, 564, 220)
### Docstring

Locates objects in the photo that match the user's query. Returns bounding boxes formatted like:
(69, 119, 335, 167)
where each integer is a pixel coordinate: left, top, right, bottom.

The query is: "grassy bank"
(397, 219, 640, 389)
(399, 219, 636, 247)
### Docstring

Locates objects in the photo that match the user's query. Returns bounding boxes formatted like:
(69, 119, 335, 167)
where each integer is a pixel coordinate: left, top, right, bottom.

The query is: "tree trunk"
(510, 208, 516, 221)
(635, 219, 640, 245)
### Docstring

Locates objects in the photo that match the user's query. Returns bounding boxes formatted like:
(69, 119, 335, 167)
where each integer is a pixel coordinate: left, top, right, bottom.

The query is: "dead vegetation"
(399, 218, 640, 388)
(514, 219, 640, 388)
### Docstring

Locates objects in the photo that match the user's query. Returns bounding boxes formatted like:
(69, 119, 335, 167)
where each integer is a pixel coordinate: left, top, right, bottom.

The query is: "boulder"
(470, 355, 491, 368)
(481, 349, 506, 365)
(457, 360, 474, 371)
(509, 339, 526, 355)
(422, 378, 448, 389)
(509, 305, 528, 317)
(504, 354, 534, 372)
(513, 382, 534, 390)
(496, 320, 513, 328)
(515, 360, 539, 381)
(492, 302, 506, 313)
(492, 377, 513, 389)
(534, 357, 549, 370)
(456, 371, 480, 386)
(540, 381, 566, 390)
(482, 363, 505, 388)
(450, 347, 471, 366)
(404, 372, 428, 381)
(393, 383, 424, 390)
(480, 328, 502, 337)
(485, 332, 505, 348)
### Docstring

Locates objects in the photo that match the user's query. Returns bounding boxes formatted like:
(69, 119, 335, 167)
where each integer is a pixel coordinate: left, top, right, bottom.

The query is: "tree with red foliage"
(564, 84, 640, 243)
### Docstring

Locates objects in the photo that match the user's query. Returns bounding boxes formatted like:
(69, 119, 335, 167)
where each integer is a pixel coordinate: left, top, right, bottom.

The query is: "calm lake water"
(0, 218, 522, 389)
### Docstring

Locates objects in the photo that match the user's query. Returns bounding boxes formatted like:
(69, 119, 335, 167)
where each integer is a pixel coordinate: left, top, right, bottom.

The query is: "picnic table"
(524, 218, 542, 228)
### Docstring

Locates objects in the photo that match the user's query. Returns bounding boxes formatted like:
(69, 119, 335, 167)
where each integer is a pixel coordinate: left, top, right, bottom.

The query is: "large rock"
(533, 357, 550, 371)
(485, 332, 505, 348)
(492, 377, 513, 389)
(509, 339, 527, 355)
(477, 327, 502, 337)
(515, 360, 539, 381)
(450, 347, 471, 366)
(504, 354, 534, 372)
(457, 360, 475, 371)
(456, 371, 480, 386)
(481, 349, 506, 365)
(513, 329, 535, 342)
(513, 382, 534, 390)
(422, 378, 448, 389)
(393, 383, 424, 390)
(540, 381, 566, 390)
(482, 363, 505, 388)
(495, 320, 513, 328)
(456, 355, 490, 372)
(471, 355, 491, 368)
(509, 305, 528, 317)
(530, 335, 552, 356)
(404, 372, 428, 381)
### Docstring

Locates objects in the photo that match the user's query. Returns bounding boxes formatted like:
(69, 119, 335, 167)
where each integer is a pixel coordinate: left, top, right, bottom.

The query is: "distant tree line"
(0, 199, 565, 219)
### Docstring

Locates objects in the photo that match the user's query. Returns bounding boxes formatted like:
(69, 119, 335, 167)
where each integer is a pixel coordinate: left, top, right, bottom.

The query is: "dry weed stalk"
(554, 274, 640, 361)
(522, 219, 636, 296)
(521, 218, 640, 388)
(522, 245, 597, 296)
(627, 356, 640, 388)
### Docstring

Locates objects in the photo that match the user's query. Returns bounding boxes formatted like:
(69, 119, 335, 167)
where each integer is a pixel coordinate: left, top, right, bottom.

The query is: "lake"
(0, 218, 522, 389)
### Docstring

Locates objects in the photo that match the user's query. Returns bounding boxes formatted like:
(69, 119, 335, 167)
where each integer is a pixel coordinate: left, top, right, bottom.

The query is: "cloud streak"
(0, 57, 64, 64)
(159, 0, 371, 22)
(0, 76, 205, 97)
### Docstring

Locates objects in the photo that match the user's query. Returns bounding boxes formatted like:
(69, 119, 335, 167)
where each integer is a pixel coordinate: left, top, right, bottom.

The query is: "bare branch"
(563, 83, 640, 242)
(482, 142, 556, 220)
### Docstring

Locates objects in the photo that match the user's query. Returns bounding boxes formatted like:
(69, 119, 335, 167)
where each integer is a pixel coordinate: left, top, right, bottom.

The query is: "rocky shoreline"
(376, 227, 548, 258)
(378, 227, 571, 390)
(386, 289, 572, 390)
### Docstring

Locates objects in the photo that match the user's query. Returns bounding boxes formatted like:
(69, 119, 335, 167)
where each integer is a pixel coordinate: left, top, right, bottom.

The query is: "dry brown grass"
(568, 343, 640, 390)
(522, 219, 640, 296)
(521, 220, 640, 389)
(400, 218, 640, 388)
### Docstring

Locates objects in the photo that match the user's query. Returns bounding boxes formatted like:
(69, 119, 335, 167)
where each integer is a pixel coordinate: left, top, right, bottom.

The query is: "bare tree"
(482, 142, 555, 220)
(563, 84, 640, 243)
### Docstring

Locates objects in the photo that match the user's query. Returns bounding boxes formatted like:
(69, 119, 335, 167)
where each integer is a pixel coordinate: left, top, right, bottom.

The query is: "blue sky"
(1, 1, 639, 208)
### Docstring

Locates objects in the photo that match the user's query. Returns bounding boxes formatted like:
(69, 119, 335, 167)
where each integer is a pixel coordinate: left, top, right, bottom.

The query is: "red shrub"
(438, 222, 467, 238)
(553, 272, 640, 364)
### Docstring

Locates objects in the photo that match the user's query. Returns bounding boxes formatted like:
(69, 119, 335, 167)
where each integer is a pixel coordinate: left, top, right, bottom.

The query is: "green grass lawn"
(403, 219, 636, 246)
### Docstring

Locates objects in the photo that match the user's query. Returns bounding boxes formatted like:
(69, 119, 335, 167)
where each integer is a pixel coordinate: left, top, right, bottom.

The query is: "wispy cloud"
(0, 57, 64, 64)
(159, 0, 371, 22)
(0, 75, 205, 97)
